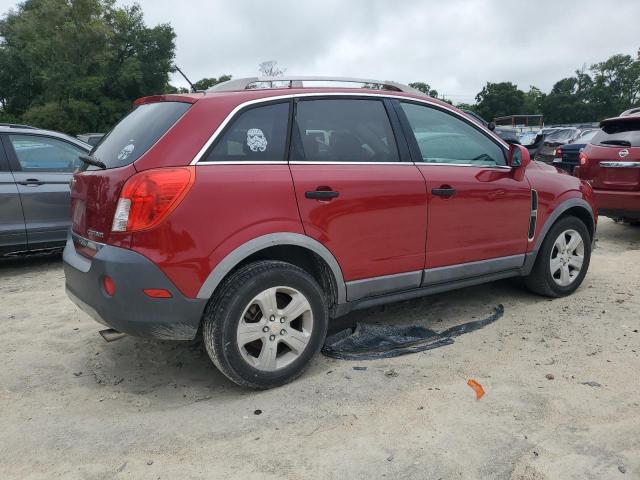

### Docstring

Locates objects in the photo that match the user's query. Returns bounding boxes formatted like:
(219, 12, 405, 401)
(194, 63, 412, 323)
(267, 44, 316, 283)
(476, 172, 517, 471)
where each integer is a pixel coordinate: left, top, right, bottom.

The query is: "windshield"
(91, 101, 190, 169)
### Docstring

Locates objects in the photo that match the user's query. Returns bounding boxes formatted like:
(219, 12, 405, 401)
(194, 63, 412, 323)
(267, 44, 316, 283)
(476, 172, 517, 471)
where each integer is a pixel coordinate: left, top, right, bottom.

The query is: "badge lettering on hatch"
(87, 229, 104, 239)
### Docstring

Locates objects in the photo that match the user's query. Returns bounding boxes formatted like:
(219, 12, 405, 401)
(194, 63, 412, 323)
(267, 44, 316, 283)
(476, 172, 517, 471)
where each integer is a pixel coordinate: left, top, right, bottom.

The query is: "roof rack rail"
(0, 123, 36, 129)
(206, 76, 424, 95)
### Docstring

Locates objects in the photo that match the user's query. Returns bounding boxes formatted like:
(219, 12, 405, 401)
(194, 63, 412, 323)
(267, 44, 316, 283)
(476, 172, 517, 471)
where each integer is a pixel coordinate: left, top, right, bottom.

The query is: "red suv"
(64, 77, 596, 388)
(576, 113, 640, 223)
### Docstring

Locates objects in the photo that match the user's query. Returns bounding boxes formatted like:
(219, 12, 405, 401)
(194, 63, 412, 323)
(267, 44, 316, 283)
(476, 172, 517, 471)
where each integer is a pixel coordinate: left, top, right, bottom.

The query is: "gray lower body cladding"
(63, 234, 207, 340)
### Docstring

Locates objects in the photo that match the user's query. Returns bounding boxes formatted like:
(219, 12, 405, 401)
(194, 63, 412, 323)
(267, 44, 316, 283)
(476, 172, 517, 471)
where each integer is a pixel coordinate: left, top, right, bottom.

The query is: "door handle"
(431, 187, 456, 198)
(305, 189, 339, 200)
(18, 178, 44, 186)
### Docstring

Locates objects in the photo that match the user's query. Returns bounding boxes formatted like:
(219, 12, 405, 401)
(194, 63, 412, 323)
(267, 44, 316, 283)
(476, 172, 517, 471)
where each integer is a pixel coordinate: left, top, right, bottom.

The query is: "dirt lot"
(1, 217, 639, 480)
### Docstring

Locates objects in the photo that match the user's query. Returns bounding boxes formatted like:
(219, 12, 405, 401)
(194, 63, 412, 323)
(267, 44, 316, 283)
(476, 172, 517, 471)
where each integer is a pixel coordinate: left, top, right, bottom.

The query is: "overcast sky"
(1, 0, 639, 103)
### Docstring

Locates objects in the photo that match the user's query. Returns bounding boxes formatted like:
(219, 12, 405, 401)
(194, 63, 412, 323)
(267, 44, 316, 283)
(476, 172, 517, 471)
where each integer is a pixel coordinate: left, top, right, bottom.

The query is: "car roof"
(0, 125, 92, 150)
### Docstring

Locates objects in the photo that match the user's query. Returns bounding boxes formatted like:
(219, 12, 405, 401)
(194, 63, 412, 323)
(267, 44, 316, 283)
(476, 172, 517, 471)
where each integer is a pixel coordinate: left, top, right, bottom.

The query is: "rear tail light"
(579, 152, 588, 166)
(112, 167, 195, 232)
(554, 148, 562, 158)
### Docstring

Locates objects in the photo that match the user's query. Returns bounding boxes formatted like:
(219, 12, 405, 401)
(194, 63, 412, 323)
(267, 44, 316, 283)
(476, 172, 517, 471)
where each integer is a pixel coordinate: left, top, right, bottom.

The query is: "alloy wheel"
(236, 286, 313, 371)
(550, 229, 584, 287)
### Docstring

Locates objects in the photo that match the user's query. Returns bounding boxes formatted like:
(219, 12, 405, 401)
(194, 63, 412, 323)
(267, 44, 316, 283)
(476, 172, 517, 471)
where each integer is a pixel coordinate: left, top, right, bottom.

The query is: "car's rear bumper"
(593, 189, 640, 219)
(63, 233, 207, 340)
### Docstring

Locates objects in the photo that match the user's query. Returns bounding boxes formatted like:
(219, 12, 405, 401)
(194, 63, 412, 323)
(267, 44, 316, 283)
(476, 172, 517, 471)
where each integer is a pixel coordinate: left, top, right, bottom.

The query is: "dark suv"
(577, 113, 640, 222)
(63, 76, 596, 388)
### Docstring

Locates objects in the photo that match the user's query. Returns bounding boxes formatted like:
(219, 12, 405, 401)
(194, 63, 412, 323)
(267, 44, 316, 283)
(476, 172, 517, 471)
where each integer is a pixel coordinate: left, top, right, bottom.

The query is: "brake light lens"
(554, 148, 562, 158)
(579, 152, 588, 166)
(112, 167, 195, 232)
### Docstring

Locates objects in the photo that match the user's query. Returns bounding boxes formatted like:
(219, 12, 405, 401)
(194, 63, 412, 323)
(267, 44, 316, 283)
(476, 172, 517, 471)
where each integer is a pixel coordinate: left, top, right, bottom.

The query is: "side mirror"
(508, 143, 531, 181)
(487, 121, 496, 131)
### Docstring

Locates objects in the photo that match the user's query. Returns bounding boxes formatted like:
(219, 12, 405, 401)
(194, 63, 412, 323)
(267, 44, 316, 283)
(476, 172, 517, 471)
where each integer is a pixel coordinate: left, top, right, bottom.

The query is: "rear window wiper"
(600, 140, 632, 147)
(79, 154, 106, 170)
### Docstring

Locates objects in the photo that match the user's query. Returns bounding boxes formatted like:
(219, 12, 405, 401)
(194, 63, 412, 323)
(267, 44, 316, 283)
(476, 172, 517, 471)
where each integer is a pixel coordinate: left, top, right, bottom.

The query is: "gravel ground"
(0, 217, 639, 479)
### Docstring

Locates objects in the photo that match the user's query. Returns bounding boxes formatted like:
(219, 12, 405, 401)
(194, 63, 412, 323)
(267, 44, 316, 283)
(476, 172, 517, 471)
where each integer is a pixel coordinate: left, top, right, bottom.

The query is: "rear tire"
(202, 260, 328, 389)
(524, 216, 591, 297)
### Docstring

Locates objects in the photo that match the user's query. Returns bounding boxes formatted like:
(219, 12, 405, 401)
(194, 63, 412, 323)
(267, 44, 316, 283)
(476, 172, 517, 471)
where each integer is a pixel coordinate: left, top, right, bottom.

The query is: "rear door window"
(92, 101, 190, 169)
(291, 99, 400, 163)
(203, 102, 289, 162)
(7, 135, 86, 172)
(592, 119, 640, 147)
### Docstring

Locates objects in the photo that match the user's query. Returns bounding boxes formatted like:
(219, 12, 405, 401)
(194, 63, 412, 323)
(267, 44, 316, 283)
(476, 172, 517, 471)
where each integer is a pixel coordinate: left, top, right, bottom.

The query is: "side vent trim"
(528, 189, 538, 241)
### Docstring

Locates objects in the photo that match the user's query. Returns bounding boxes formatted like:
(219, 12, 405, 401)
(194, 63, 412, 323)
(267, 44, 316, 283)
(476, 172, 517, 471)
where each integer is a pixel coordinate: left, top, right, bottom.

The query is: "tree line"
(457, 52, 640, 124)
(1, 1, 638, 134)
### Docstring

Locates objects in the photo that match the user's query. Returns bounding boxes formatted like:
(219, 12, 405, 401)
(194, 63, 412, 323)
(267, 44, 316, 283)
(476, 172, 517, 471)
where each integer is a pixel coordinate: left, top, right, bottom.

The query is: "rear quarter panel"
(130, 165, 304, 298)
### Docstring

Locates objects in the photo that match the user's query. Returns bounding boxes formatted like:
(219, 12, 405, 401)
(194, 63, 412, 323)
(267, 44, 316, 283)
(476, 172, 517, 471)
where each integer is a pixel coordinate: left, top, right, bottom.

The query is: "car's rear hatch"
(70, 99, 193, 250)
(581, 116, 640, 191)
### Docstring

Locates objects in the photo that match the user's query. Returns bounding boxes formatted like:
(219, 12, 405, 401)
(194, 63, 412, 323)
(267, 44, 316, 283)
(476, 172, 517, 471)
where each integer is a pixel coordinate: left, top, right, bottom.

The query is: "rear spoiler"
(600, 115, 640, 127)
(133, 93, 203, 106)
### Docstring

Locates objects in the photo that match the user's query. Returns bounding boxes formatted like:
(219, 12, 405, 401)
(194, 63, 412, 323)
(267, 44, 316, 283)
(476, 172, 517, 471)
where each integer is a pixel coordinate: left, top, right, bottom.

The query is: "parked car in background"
(552, 129, 599, 174)
(63, 76, 596, 389)
(577, 113, 640, 223)
(620, 107, 640, 117)
(534, 128, 596, 164)
(461, 110, 520, 143)
(519, 131, 538, 146)
(0, 124, 91, 255)
(77, 133, 105, 147)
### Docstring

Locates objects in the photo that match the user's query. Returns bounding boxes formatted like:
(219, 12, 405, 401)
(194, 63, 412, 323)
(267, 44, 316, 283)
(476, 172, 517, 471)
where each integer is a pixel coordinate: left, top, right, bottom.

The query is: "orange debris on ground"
(467, 379, 485, 400)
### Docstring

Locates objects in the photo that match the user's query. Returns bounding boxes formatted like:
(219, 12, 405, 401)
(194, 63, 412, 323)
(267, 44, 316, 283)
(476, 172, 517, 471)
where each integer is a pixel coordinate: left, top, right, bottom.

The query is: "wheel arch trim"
(522, 197, 595, 274)
(196, 233, 347, 303)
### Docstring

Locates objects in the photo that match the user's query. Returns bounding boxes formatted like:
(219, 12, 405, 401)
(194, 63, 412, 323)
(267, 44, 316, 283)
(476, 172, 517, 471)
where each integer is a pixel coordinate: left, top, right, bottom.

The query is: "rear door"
(395, 101, 531, 275)
(288, 97, 427, 300)
(0, 136, 27, 253)
(3, 134, 87, 248)
(581, 118, 640, 191)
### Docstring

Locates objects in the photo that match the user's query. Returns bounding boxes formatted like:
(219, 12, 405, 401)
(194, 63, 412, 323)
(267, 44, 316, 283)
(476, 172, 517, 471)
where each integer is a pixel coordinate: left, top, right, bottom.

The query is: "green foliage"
(0, 0, 176, 134)
(475, 82, 525, 120)
(192, 75, 232, 91)
(472, 53, 640, 124)
(454, 102, 477, 112)
(409, 82, 438, 97)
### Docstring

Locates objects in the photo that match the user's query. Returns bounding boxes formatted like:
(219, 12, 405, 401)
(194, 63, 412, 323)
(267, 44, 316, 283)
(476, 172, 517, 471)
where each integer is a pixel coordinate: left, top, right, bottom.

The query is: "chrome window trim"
(415, 162, 512, 170)
(196, 160, 287, 165)
(288, 161, 415, 165)
(190, 92, 509, 165)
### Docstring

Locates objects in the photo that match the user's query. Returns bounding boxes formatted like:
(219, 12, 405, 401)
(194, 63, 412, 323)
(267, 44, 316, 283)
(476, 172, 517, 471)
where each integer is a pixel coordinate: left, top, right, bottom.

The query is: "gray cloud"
(2, 0, 638, 102)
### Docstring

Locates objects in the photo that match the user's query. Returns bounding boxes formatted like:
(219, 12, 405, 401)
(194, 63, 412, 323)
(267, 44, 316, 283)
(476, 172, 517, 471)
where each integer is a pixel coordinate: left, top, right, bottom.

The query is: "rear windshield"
(592, 119, 640, 147)
(91, 101, 190, 168)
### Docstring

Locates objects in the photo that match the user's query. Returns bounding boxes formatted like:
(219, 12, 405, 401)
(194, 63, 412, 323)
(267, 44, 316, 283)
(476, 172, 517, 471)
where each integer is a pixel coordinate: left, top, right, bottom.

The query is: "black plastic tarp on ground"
(321, 304, 504, 360)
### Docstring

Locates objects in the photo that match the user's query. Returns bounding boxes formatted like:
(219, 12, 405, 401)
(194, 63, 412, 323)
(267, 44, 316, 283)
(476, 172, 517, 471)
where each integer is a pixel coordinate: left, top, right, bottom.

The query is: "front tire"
(524, 216, 591, 297)
(202, 260, 328, 389)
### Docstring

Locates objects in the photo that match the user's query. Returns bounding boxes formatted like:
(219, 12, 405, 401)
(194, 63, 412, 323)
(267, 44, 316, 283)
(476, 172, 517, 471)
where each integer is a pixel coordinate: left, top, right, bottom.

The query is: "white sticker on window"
(247, 128, 268, 152)
(117, 143, 135, 161)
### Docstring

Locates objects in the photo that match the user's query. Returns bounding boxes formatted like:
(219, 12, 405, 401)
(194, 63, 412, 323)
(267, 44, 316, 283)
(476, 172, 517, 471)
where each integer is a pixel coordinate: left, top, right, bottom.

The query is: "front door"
(288, 98, 428, 301)
(3, 134, 86, 248)
(0, 137, 26, 254)
(396, 101, 531, 281)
